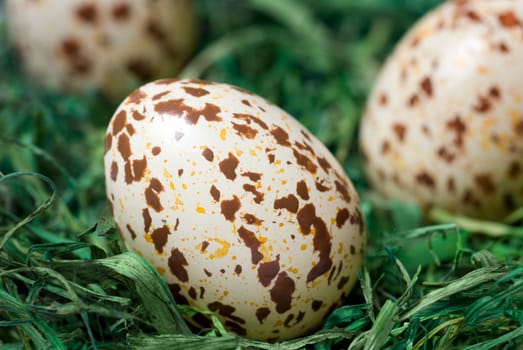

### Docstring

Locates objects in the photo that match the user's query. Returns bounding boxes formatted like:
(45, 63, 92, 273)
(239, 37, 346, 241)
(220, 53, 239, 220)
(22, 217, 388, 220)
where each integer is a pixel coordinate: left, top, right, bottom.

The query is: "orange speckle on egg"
(156, 267, 166, 274)
(477, 65, 489, 74)
(196, 205, 206, 214)
(220, 128, 227, 140)
(300, 243, 307, 251)
(169, 182, 175, 190)
(209, 238, 231, 259)
(182, 183, 188, 190)
(288, 267, 298, 274)
(144, 233, 153, 243)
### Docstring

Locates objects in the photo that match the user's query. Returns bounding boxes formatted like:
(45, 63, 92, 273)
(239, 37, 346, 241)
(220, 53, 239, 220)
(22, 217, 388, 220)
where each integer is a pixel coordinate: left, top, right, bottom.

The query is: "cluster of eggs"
(11, 0, 522, 342)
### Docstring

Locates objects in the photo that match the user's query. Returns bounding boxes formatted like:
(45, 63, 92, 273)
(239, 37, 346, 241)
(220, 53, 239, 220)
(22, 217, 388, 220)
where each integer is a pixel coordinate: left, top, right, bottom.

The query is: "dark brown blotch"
(257, 256, 280, 287)
(296, 180, 309, 200)
(274, 194, 299, 214)
(220, 196, 241, 221)
(202, 147, 214, 162)
(270, 272, 295, 314)
(237, 226, 263, 264)
(168, 248, 189, 282)
(219, 153, 239, 180)
(76, 3, 98, 23)
(151, 225, 170, 253)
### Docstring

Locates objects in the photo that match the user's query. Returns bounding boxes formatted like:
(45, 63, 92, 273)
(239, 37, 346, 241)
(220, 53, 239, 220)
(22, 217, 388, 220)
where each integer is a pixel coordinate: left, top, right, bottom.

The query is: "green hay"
(1, 0, 522, 349)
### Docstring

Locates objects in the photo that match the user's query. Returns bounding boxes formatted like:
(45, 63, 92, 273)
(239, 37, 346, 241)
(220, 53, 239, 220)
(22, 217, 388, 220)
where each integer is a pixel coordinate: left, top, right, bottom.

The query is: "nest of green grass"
(1, 0, 522, 349)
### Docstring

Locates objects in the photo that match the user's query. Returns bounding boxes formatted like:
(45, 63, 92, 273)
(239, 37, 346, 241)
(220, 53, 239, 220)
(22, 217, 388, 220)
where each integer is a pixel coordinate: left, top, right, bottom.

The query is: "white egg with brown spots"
(360, 0, 523, 220)
(103, 79, 365, 340)
(5, 0, 195, 98)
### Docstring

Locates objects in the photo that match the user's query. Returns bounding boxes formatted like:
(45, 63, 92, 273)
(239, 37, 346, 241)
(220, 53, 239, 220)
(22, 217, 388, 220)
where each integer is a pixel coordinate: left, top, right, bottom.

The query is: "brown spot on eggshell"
(241, 172, 262, 182)
(311, 300, 322, 311)
(463, 189, 481, 208)
(238, 226, 263, 264)
(243, 184, 264, 203)
(475, 173, 496, 194)
(210, 185, 220, 202)
(241, 99, 252, 107)
(233, 113, 269, 130)
(132, 109, 146, 121)
(145, 178, 164, 212)
(473, 95, 491, 113)
(257, 256, 280, 287)
(126, 224, 137, 240)
(274, 194, 299, 214)
(151, 225, 170, 253)
(335, 208, 350, 228)
(183, 86, 210, 97)
(152, 91, 170, 100)
(392, 123, 407, 141)
(203, 269, 212, 277)
(296, 180, 309, 200)
(202, 147, 214, 162)
(219, 153, 239, 180)
(220, 196, 240, 221)
(117, 134, 132, 160)
(437, 146, 455, 163)
(242, 213, 263, 226)
(337, 275, 350, 290)
(76, 3, 98, 23)
(408, 94, 420, 107)
(232, 122, 258, 139)
(268, 153, 276, 164)
(225, 321, 247, 336)
(188, 287, 197, 300)
(335, 180, 351, 203)
(420, 77, 433, 97)
(416, 171, 436, 189)
(498, 11, 520, 28)
(154, 99, 222, 124)
(271, 126, 291, 147)
(146, 20, 167, 42)
(125, 124, 135, 135)
(296, 203, 333, 282)
(142, 208, 152, 232)
(168, 248, 189, 282)
(127, 89, 147, 104)
(270, 272, 295, 314)
(201, 241, 209, 252)
(256, 307, 270, 324)
(234, 264, 242, 275)
(293, 149, 317, 174)
(152, 146, 161, 155)
(317, 156, 332, 173)
(207, 302, 246, 325)
(112, 3, 131, 19)
(381, 140, 391, 154)
(446, 116, 467, 148)
(132, 156, 147, 182)
(168, 283, 189, 305)
(110, 161, 118, 181)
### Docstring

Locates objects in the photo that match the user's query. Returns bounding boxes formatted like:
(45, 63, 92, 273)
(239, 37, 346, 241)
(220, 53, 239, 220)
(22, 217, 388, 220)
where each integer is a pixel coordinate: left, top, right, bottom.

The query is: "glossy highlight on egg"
(360, 0, 523, 220)
(103, 79, 366, 340)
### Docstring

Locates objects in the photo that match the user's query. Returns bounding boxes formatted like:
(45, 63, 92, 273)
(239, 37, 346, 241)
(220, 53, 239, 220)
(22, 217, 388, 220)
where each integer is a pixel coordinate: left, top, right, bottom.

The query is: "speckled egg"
(103, 79, 366, 340)
(360, 0, 523, 220)
(5, 0, 195, 98)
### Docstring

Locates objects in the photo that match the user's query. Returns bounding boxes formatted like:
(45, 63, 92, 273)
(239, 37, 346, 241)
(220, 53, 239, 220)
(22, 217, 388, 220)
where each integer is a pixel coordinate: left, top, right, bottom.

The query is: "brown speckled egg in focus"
(360, 0, 523, 220)
(103, 79, 366, 340)
(5, 0, 196, 98)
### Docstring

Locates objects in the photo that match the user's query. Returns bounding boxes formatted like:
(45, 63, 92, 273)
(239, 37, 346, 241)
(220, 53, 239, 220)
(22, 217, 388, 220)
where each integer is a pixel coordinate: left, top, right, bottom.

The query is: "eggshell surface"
(5, 0, 195, 97)
(104, 79, 365, 340)
(360, 0, 523, 220)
